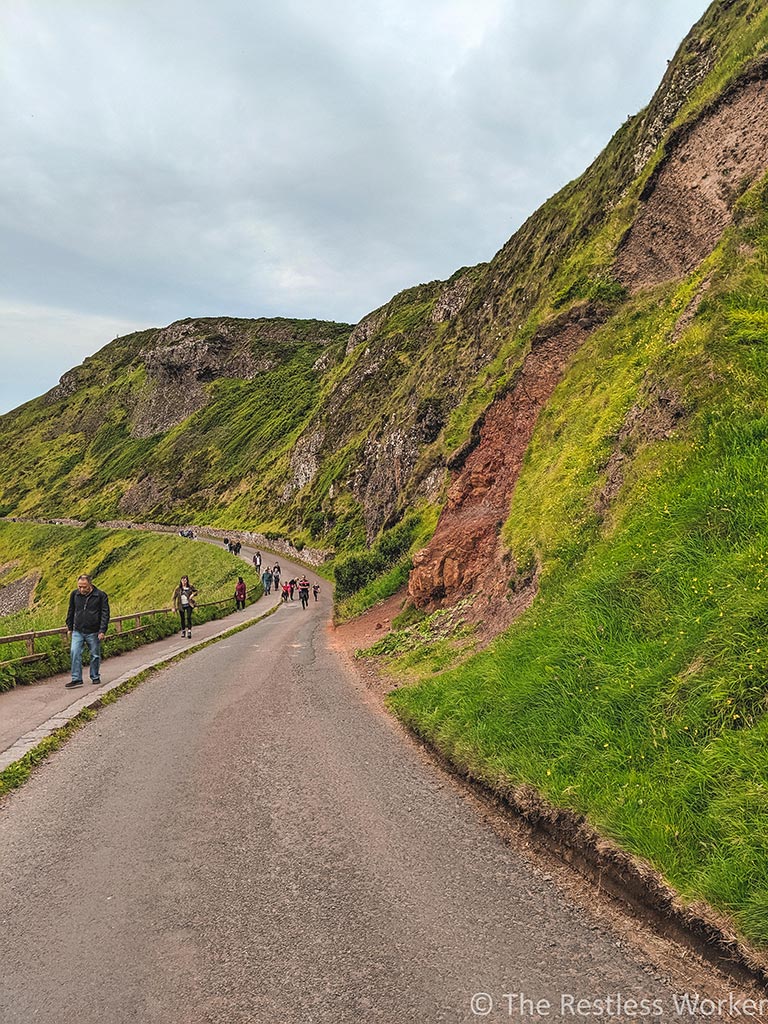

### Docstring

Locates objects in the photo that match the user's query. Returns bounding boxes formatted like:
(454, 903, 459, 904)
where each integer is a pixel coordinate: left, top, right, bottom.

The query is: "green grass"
(0, 522, 263, 688)
(332, 506, 439, 622)
(335, 560, 411, 622)
(387, 181, 768, 950)
(359, 601, 478, 677)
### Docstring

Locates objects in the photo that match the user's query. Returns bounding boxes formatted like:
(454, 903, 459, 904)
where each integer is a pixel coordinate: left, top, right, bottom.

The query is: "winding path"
(0, 567, 742, 1021)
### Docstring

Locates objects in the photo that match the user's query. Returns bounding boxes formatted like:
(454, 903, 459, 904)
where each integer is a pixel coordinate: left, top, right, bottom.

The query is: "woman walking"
(235, 577, 247, 610)
(172, 575, 198, 639)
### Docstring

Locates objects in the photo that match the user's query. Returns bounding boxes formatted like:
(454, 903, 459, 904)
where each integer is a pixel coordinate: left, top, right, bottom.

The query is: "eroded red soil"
(408, 306, 605, 632)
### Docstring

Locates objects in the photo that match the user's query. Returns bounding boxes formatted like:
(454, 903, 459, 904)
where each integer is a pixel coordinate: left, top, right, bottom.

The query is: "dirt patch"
(596, 386, 687, 516)
(616, 67, 768, 290)
(328, 591, 406, 699)
(0, 572, 40, 618)
(408, 304, 607, 636)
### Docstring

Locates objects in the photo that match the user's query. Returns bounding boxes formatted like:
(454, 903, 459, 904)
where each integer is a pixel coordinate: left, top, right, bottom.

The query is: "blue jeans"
(70, 631, 101, 682)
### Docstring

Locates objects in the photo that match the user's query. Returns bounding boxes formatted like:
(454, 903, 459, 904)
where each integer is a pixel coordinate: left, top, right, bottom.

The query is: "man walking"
(65, 574, 110, 688)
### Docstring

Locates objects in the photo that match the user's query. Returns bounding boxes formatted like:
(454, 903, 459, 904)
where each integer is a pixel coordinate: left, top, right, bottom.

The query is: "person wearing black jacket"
(65, 574, 110, 688)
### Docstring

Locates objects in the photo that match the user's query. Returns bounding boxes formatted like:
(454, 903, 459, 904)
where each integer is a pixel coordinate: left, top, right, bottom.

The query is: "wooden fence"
(0, 598, 234, 669)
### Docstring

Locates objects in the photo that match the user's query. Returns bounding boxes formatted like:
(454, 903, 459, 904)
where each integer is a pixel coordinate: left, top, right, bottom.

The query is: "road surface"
(0, 587, 733, 1022)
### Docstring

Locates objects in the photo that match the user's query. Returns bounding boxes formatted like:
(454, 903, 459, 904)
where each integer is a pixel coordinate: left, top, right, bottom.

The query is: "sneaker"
(91, 677, 102, 685)
(65, 679, 84, 688)
(181, 630, 186, 638)
(187, 632, 192, 639)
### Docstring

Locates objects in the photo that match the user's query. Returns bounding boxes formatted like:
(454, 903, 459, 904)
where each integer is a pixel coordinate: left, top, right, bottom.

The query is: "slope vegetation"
(0, 522, 262, 687)
(1, 0, 768, 950)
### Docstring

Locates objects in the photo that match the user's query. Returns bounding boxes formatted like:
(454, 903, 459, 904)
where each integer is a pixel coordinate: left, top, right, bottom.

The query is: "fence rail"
(0, 598, 234, 668)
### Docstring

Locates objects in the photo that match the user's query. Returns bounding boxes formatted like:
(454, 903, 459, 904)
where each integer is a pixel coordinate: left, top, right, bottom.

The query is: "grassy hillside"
(1, 5, 765, 560)
(385, 176, 768, 947)
(1, 0, 768, 952)
(0, 318, 351, 532)
(0, 522, 262, 688)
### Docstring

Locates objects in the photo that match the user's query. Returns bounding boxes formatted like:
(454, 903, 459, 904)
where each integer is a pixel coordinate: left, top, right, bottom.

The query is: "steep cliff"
(1, 0, 767, 603)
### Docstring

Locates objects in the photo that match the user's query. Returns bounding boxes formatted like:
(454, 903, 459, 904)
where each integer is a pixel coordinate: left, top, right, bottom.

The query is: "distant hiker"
(234, 541, 242, 556)
(281, 581, 290, 602)
(172, 575, 198, 639)
(223, 538, 230, 549)
(235, 577, 247, 610)
(298, 577, 310, 609)
(253, 551, 262, 571)
(273, 565, 281, 588)
(273, 561, 281, 578)
(289, 578, 296, 601)
(262, 568, 273, 595)
(65, 574, 110, 688)
(312, 583, 320, 602)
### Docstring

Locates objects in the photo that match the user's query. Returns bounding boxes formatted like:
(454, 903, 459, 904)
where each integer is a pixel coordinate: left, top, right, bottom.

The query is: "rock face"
(409, 305, 607, 618)
(431, 273, 474, 324)
(616, 65, 768, 290)
(0, 571, 39, 616)
(283, 428, 326, 499)
(131, 319, 271, 438)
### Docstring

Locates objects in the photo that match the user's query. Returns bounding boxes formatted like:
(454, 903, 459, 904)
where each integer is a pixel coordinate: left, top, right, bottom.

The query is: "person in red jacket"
(234, 577, 247, 610)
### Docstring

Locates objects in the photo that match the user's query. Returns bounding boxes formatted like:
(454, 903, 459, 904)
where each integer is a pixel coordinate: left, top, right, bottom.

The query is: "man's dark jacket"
(66, 587, 110, 634)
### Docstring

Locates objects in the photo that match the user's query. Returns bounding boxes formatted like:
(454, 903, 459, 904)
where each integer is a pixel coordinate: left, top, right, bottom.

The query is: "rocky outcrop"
(354, 429, 422, 539)
(283, 428, 326, 499)
(631, 36, 715, 178)
(45, 367, 86, 405)
(617, 62, 768, 290)
(409, 305, 608, 626)
(130, 319, 272, 438)
(431, 273, 474, 323)
(345, 310, 387, 356)
(0, 571, 39, 617)
(118, 475, 173, 516)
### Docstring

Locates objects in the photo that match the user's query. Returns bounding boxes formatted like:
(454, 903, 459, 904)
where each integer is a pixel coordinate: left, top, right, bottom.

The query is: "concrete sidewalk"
(0, 541, 317, 771)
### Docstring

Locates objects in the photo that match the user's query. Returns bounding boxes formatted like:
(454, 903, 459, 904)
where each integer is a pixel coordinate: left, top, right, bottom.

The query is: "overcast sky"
(0, 0, 710, 413)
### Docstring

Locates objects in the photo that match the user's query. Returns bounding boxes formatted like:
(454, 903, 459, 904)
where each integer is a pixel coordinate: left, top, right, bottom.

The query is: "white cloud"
(0, 303, 145, 414)
(0, 0, 710, 412)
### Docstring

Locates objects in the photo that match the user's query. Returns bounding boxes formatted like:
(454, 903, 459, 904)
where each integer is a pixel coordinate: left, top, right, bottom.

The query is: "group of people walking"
(260, 562, 281, 595)
(64, 543, 320, 687)
(280, 577, 319, 608)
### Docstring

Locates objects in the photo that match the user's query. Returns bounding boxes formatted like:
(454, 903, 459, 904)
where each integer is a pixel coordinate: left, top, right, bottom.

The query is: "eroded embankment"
(616, 63, 768, 290)
(408, 304, 607, 629)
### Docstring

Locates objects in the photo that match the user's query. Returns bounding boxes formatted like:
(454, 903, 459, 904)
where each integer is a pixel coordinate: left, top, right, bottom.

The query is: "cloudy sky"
(1, 0, 710, 413)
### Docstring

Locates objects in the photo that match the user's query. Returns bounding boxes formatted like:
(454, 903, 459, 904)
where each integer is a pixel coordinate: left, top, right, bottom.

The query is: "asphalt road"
(0, 592, 711, 1022)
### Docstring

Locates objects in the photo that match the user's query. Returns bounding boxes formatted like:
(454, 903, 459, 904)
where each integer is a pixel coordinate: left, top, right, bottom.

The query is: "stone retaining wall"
(2, 517, 333, 568)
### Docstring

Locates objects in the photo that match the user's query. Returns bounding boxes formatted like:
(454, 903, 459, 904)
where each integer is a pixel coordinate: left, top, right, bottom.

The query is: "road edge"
(0, 604, 280, 797)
